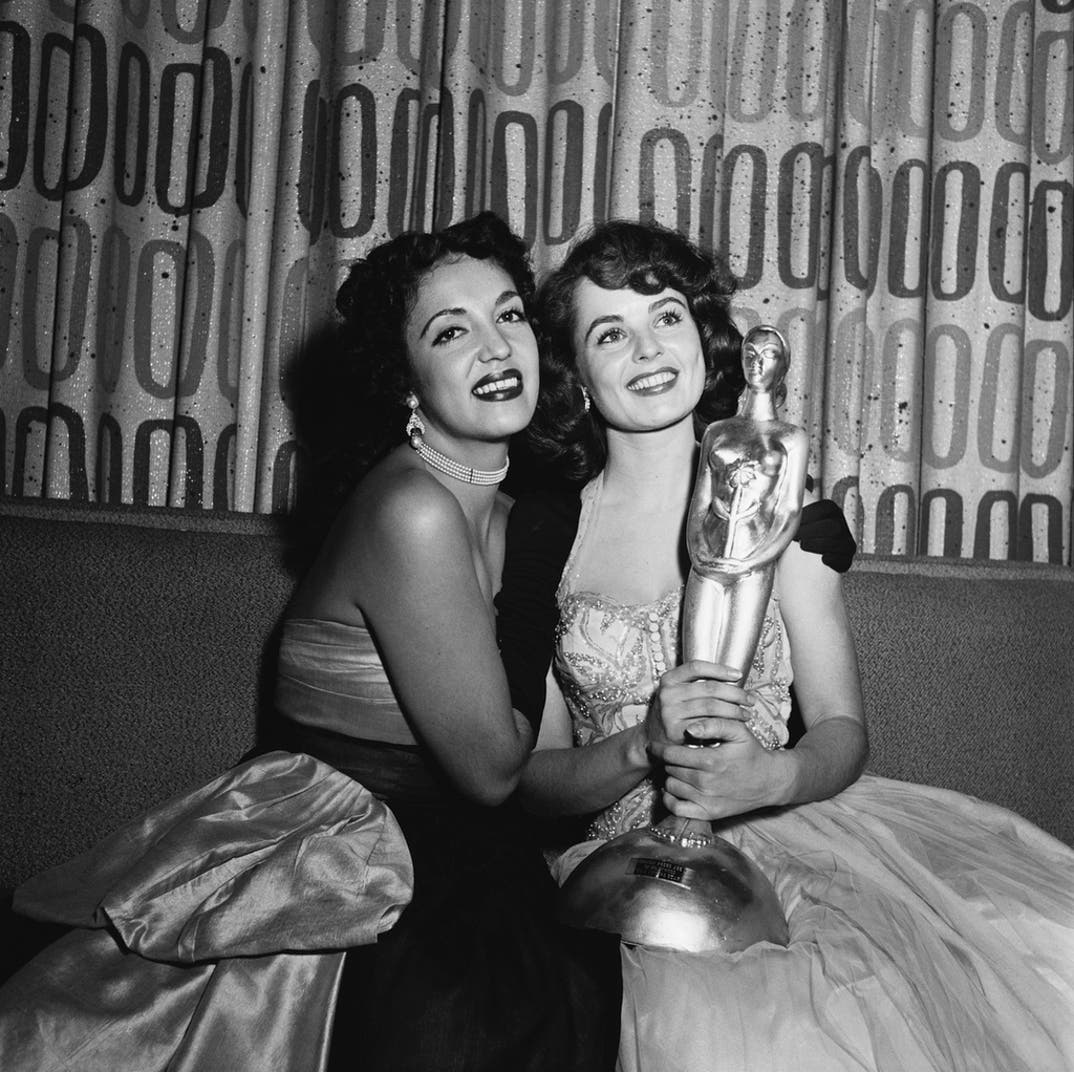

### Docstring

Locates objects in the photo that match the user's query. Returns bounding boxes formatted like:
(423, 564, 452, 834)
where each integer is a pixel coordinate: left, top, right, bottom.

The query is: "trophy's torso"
(689, 417, 799, 569)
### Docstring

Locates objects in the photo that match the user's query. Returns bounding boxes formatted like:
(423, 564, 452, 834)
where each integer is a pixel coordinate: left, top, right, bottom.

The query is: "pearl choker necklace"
(411, 438, 509, 486)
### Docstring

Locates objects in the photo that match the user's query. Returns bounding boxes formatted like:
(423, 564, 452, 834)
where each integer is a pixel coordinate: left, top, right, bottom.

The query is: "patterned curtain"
(1, 0, 1071, 562)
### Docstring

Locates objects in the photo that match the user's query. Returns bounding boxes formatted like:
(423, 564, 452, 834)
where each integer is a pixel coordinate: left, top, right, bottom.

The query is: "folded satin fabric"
(277, 617, 421, 746)
(0, 751, 414, 1072)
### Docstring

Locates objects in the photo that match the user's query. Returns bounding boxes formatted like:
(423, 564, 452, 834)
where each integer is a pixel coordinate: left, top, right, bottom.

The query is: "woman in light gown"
(496, 219, 1074, 1072)
(0, 213, 620, 1072)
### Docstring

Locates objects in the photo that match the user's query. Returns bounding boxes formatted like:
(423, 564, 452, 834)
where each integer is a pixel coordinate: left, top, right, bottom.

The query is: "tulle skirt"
(553, 775, 1074, 1072)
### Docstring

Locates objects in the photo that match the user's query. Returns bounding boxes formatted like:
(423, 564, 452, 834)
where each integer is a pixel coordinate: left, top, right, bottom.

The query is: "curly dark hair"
(284, 211, 535, 567)
(527, 220, 744, 484)
(334, 210, 535, 463)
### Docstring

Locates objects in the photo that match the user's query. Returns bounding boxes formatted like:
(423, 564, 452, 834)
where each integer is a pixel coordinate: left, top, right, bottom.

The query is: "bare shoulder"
(369, 459, 461, 524)
(312, 453, 464, 587)
(352, 459, 470, 561)
(288, 452, 473, 621)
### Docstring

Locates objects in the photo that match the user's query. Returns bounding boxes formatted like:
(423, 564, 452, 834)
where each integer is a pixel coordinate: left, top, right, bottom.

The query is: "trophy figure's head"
(739, 324, 790, 410)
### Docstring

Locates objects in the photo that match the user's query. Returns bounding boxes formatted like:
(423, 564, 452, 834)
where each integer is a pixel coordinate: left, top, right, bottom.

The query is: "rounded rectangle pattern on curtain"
(0, 0, 1071, 562)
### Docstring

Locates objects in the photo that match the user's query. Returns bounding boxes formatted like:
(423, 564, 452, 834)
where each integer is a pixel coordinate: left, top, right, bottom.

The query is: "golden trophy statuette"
(559, 326, 806, 952)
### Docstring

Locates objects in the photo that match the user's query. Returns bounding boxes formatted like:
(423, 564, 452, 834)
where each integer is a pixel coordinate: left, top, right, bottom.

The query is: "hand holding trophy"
(559, 326, 803, 952)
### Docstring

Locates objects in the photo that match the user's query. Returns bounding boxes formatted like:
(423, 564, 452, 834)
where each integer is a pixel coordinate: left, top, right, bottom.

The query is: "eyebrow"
(582, 294, 687, 342)
(419, 290, 520, 338)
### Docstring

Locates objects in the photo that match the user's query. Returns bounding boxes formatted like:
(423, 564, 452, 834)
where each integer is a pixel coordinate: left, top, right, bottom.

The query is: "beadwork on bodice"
(554, 477, 794, 841)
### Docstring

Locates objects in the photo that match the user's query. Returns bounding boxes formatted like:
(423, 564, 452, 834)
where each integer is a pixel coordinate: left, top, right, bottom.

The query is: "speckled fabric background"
(0, 1, 1071, 561)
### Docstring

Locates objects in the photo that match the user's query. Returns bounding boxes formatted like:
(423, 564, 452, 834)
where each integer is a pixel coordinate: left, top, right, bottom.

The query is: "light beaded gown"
(547, 478, 1074, 1072)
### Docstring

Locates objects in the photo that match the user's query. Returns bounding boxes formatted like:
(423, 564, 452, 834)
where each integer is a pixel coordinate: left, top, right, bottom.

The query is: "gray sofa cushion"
(1, 500, 1071, 890)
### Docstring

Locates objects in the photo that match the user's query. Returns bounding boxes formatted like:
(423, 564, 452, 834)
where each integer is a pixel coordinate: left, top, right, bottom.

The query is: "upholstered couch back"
(1, 498, 1071, 889)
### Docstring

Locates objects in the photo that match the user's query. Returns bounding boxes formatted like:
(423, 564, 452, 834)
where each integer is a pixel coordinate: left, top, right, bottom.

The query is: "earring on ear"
(579, 384, 591, 415)
(405, 392, 425, 446)
(404, 390, 510, 485)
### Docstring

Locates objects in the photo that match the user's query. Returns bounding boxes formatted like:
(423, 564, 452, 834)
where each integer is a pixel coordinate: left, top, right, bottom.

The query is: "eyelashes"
(432, 325, 464, 346)
(595, 326, 626, 346)
(430, 305, 528, 347)
(594, 309, 684, 347)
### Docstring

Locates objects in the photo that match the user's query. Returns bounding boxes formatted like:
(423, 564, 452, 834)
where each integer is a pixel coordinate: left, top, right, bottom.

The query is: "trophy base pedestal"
(558, 817, 789, 953)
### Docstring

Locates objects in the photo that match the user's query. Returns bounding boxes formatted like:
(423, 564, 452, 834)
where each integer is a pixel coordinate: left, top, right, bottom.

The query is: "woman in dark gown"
(0, 213, 620, 1072)
(278, 211, 620, 1071)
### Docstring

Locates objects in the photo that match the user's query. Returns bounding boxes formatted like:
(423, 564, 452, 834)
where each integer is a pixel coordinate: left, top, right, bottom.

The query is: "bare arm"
(517, 670, 651, 816)
(518, 661, 756, 817)
(347, 472, 533, 806)
(770, 536, 868, 803)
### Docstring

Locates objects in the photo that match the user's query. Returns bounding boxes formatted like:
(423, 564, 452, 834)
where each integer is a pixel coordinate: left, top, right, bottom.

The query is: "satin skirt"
(0, 751, 413, 1072)
(553, 774, 1074, 1072)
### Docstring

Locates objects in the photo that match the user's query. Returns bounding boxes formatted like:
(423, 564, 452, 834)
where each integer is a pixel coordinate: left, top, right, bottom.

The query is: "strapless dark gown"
(276, 617, 621, 1072)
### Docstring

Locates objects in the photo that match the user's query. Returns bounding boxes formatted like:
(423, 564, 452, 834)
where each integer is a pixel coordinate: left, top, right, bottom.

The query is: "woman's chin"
(473, 397, 538, 437)
(615, 403, 698, 435)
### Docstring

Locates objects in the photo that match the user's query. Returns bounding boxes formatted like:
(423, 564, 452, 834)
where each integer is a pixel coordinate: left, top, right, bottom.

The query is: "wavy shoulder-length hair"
(285, 211, 534, 566)
(334, 210, 535, 461)
(528, 219, 743, 484)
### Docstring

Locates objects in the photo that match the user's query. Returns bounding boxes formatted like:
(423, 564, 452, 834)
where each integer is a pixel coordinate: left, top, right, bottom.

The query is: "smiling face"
(571, 279, 706, 434)
(403, 255, 539, 449)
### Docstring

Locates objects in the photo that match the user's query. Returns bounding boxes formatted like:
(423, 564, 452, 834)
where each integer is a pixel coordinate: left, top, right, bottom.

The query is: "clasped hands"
(644, 661, 786, 822)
